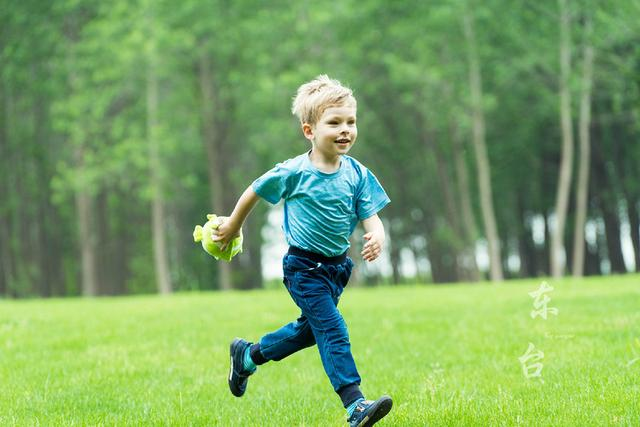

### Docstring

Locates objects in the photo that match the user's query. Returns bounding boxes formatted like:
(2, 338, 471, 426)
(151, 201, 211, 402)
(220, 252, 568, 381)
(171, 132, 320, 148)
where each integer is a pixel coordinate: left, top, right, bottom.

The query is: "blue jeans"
(257, 253, 362, 404)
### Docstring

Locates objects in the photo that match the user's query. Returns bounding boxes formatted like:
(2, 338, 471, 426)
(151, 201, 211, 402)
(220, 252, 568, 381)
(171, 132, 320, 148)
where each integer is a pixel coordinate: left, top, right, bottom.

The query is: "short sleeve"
(355, 168, 390, 220)
(252, 163, 292, 204)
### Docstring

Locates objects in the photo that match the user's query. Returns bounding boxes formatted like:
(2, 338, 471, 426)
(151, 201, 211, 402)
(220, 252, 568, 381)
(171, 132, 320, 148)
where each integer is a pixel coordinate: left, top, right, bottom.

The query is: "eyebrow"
(326, 115, 357, 121)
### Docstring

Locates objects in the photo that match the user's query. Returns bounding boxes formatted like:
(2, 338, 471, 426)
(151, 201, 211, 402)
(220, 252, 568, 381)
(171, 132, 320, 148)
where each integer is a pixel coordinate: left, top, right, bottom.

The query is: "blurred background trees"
(1, 0, 638, 297)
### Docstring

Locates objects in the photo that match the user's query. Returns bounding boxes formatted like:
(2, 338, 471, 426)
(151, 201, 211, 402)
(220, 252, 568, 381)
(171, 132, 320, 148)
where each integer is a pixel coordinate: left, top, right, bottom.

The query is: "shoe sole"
(357, 395, 393, 427)
(228, 338, 245, 397)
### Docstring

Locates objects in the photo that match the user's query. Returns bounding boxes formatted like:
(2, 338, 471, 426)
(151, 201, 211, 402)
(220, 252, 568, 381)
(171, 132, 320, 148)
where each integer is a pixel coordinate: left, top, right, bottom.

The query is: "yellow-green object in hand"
(193, 214, 243, 262)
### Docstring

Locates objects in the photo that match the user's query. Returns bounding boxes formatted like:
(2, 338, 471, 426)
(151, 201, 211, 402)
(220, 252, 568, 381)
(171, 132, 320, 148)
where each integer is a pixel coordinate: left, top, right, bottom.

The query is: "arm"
(212, 185, 260, 250)
(360, 214, 385, 262)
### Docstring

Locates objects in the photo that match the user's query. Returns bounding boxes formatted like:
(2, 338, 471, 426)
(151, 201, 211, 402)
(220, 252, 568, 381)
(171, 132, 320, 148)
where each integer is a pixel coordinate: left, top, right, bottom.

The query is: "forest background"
(1, 0, 639, 297)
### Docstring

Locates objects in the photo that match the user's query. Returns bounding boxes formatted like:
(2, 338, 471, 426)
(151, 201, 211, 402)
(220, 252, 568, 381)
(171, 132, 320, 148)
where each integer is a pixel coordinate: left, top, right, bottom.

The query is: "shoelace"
(355, 400, 374, 412)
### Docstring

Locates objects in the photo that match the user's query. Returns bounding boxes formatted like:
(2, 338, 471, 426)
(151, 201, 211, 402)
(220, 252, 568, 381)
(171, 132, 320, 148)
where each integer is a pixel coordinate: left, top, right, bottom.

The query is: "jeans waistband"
(288, 246, 348, 265)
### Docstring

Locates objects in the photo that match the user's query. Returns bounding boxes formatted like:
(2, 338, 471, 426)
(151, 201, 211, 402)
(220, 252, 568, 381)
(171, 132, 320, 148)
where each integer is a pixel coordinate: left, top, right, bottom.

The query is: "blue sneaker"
(228, 338, 255, 397)
(347, 395, 393, 427)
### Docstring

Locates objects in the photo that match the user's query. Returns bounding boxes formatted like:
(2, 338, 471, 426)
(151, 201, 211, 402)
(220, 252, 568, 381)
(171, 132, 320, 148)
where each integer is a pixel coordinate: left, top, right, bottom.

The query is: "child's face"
(303, 104, 357, 160)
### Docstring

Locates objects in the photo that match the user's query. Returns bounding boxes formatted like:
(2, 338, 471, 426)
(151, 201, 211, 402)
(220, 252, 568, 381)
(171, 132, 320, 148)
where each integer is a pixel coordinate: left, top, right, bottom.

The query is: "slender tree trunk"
(146, 30, 172, 295)
(584, 235, 601, 275)
(542, 213, 552, 276)
(232, 212, 264, 289)
(65, 24, 99, 297)
(550, 0, 575, 278)
(0, 217, 9, 296)
(74, 161, 98, 297)
(115, 190, 131, 294)
(591, 113, 627, 274)
(96, 192, 114, 294)
(601, 204, 627, 273)
(32, 71, 52, 297)
(420, 125, 464, 282)
(441, 56, 479, 281)
(572, 15, 594, 277)
(451, 126, 480, 282)
(517, 198, 537, 277)
(425, 224, 458, 283)
(198, 50, 231, 290)
(389, 237, 402, 285)
(0, 74, 9, 295)
(462, 10, 503, 282)
(627, 199, 640, 272)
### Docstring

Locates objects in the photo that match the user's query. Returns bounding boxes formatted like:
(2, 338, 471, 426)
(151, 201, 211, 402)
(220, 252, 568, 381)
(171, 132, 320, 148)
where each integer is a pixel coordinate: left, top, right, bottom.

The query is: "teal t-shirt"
(252, 152, 390, 257)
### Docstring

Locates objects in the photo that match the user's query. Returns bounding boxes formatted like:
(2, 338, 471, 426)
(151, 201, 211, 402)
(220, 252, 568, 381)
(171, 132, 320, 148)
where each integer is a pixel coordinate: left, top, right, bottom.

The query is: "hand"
(211, 216, 241, 251)
(361, 231, 384, 262)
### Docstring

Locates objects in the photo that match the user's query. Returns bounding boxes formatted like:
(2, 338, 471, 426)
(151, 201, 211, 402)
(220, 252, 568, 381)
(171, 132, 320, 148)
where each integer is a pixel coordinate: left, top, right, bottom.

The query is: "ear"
(302, 123, 314, 141)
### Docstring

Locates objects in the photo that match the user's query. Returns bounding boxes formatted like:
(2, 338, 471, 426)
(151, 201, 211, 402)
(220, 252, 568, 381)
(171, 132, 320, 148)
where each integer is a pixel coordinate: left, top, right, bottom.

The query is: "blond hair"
(291, 75, 356, 125)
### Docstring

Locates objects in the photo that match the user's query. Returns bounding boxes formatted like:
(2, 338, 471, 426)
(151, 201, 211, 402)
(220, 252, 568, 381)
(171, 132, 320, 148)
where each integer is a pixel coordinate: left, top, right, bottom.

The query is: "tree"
(550, 0, 575, 278)
(462, 8, 503, 282)
(572, 11, 594, 277)
(145, 1, 172, 294)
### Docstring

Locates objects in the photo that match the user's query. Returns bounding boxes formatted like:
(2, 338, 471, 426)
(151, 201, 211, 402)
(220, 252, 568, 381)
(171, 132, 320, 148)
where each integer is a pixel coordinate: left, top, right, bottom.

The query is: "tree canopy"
(1, 0, 639, 297)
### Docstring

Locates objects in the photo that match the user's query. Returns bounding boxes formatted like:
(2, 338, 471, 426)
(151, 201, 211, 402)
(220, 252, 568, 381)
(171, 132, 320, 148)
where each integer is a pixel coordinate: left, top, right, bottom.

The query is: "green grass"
(1, 275, 639, 426)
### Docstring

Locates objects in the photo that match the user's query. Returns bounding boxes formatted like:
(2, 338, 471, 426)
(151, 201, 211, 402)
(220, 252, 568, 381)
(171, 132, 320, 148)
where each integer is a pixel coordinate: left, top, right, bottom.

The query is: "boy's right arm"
(212, 185, 260, 250)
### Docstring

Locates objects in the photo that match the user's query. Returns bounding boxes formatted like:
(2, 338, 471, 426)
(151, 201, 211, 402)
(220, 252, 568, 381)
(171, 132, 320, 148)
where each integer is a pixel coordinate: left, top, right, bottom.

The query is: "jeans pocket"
(285, 254, 322, 274)
(337, 258, 354, 288)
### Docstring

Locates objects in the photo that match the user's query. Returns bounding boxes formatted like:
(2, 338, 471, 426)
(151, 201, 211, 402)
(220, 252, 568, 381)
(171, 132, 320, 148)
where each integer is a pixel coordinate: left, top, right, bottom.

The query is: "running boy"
(213, 75, 392, 427)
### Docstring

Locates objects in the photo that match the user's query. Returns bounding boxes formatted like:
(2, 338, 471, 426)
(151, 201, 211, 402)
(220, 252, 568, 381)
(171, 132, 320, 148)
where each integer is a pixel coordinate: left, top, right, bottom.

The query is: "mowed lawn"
(1, 275, 639, 426)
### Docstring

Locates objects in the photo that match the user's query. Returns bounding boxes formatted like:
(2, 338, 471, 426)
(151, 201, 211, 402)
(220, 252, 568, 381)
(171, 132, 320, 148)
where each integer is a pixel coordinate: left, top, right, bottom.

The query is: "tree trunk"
(74, 148, 99, 297)
(627, 199, 640, 272)
(425, 225, 459, 284)
(517, 197, 537, 278)
(198, 50, 231, 290)
(147, 32, 172, 295)
(231, 212, 264, 290)
(550, 0, 575, 278)
(33, 100, 50, 297)
(96, 191, 117, 295)
(572, 14, 594, 277)
(65, 26, 99, 297)
(0, 215, 9, 296)
(112, 190, 131, 295)
(389, 227, 402, 285)
(601, 204, 627, 273)
(584, 238, 601, 276)
(542, 213, 552, 276)
(0, 74, 10, 295)
(451, 125, 480, 282)
(419, 124, 464, 282)
(462, 10, 503, 282)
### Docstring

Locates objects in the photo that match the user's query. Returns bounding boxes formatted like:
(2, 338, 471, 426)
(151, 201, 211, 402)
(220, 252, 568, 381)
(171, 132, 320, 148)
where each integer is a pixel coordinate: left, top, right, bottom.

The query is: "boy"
(213, 75, 392, 426)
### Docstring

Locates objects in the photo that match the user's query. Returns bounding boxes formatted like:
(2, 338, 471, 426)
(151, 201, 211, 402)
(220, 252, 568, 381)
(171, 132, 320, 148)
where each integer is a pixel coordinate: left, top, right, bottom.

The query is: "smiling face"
(303, 103, 358, 165)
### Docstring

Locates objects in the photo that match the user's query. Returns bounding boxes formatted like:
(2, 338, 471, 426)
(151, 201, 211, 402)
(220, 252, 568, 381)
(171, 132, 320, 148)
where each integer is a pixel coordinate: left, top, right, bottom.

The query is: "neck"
(309, 149, 341, 173)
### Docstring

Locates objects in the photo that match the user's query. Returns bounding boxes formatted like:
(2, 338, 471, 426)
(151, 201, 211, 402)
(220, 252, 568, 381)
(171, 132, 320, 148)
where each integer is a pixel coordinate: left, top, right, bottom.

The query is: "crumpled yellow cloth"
(193, 214, 243, 262)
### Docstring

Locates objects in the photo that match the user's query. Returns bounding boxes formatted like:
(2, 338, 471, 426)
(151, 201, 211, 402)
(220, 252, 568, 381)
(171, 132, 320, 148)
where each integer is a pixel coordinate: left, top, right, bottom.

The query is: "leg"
(287, 269, 362, 400)
(257, 314, 316, 362)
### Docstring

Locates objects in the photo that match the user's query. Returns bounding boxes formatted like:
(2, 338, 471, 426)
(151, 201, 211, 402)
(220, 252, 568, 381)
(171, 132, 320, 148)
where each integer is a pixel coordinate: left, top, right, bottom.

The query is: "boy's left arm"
(361, 214, 385, 262)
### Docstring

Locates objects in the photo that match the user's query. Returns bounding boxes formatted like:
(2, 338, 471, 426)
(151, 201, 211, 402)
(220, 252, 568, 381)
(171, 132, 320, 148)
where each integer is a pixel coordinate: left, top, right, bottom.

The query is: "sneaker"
(347, 396, 393, 427)
(228, 338, 255, 397)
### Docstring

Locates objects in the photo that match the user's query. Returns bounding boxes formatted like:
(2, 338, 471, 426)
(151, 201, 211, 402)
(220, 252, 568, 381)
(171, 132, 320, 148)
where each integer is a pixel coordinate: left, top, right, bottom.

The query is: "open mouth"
(335, 139, 350, 144)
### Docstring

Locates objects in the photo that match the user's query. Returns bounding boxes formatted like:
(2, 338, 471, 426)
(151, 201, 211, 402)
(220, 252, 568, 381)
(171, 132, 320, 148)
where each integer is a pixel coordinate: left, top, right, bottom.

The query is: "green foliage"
(1, 0, 639, 295)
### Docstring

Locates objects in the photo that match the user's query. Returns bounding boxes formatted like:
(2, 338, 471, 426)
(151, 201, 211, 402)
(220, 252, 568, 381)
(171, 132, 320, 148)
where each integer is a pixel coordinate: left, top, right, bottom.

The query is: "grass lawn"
(1, 275, 639, 426)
